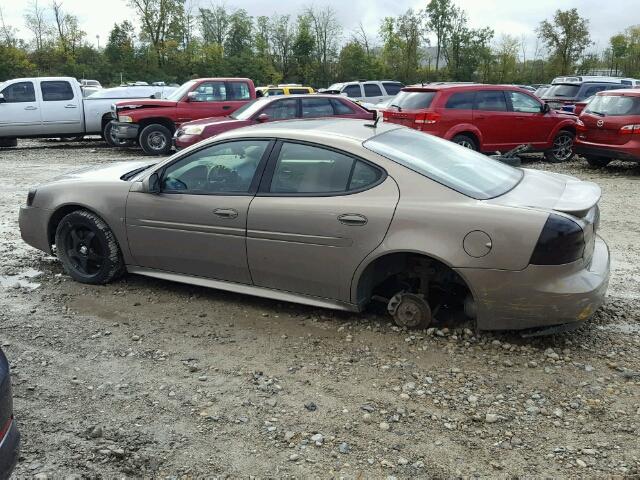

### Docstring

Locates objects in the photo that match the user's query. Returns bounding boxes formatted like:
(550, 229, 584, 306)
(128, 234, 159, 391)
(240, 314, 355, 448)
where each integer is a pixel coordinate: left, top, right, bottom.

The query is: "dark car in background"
(0, 348, 19, 478)
(382, 83, 578, 162)
(174, 94, 374, 149)
(542, 77, 631, 113)
(575, 88, 640, 167)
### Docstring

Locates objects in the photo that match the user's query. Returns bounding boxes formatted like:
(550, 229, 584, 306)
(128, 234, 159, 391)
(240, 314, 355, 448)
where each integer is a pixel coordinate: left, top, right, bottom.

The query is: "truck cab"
(113, 78, 256, 155)
(0, 77, 84, 139)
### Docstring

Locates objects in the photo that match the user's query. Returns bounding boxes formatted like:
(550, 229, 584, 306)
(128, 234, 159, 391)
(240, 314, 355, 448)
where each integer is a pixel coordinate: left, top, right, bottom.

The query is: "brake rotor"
(388, 293, 432, 329)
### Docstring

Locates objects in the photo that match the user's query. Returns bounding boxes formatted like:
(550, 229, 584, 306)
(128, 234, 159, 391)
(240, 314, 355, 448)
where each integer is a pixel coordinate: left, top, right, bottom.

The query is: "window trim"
(257, 139, 388, 198)
(154, 138, 276, 197)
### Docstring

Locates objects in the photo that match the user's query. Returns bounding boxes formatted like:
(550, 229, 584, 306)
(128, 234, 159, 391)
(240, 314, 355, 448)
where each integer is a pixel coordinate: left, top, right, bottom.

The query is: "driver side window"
(509, 91, 542, 113)
(162, 140, 269, 194)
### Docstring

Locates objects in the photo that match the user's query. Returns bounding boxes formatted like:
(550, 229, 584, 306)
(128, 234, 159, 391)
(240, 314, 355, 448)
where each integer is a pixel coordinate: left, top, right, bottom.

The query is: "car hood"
(491, 169, 601, 218)
(115, 99, 177, 110)
(48, 161, 155, 183)
(181, 116, 243, 128)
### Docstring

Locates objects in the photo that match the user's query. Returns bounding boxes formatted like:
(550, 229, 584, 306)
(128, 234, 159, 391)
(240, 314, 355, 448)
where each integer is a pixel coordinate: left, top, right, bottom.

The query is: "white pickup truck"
(0, 76, 175, 147)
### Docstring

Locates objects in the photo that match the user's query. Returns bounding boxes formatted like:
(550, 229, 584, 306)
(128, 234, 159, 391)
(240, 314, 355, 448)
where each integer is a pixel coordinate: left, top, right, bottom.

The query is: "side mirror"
(541, 103, 550, 113)
(144, 172, 161, 194)
(256, 113, 270, 123)
(187, 91, 198, 102)
(0, 93, 5, 103)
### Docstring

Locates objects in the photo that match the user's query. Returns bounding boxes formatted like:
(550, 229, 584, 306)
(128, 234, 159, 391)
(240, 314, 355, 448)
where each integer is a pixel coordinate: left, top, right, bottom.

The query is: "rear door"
(0, 80, 41, 136)
(472, 90, 513, 151)
(342, 84, 363, 101)
(363, 83, 385, 104)
(38, 79, 83, 134)
(246, 141, 399, 302)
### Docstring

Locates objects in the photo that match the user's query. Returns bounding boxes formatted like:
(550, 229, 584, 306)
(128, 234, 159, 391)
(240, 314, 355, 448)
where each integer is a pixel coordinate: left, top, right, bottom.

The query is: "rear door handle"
(65, 104, 78, 109)
(338, 214, 367, 226)
(213, 208, 238, 219)
(24, 106, 38, 110)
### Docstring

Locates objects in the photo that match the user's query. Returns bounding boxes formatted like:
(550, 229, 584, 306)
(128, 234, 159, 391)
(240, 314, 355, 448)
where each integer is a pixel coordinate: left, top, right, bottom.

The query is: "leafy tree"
(292, 14, 315, 84)
(199, 4, 228, 45)
(537, 8, 591, 75)
(425, 0, 454, 73)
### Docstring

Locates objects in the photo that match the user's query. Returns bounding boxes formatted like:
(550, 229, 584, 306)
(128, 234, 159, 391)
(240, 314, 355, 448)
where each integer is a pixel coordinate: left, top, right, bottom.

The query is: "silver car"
(19, 119, 610, 331)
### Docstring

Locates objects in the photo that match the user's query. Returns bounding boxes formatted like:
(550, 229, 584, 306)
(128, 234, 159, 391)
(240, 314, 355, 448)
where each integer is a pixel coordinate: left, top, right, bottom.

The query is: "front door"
(506, 90, 554, 147)
(38, 79, 83, 135)
(0, 81, 41, 136)
(247, 141, 400, 302)
(126, 139, 273, 284)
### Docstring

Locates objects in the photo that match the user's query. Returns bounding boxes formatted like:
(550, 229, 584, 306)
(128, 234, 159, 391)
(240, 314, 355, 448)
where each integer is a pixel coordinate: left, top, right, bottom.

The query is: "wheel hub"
(388, 292, 432, 329)
(79, 245, 88, 255)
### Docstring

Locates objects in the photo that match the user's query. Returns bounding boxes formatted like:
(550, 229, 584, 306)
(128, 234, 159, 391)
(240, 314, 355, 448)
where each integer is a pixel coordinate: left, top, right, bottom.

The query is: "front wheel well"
(138, 118, 176, 135)
(47, 205, 103, 247)
(356, 252, 475, 321)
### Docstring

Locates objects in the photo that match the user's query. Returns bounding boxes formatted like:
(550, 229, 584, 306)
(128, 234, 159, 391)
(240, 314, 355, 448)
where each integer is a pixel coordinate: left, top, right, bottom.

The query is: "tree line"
(0, 0, 639, 88)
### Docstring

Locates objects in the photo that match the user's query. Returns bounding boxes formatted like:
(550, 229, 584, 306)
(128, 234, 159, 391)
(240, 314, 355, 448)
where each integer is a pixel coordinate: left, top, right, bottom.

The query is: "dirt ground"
(0, 138, 639, 478)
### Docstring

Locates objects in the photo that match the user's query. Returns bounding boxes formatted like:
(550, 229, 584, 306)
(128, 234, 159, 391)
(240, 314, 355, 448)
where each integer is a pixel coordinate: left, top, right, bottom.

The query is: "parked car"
(324, 80, 404, 104)
(256, 85, 315, 96)
(0, 347, 19, 478)
(112, 78, 256, 155)
(533, 84, 551, 98)
(382, 83, 578, 162)
(0, 77, 175, 147)
(19, 119, 609, 332)
(575, 88, 640, 167)
(174, 94, 373, 149)
(542, 77, 632, 113)
(80, 79, 102, 89)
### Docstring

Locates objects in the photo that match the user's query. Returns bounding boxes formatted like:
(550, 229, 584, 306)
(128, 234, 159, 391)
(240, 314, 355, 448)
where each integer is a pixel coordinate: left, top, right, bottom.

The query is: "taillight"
(620, 124, 640, 135)
(530, 214, 585, 265)
(414, 112, 440, 125)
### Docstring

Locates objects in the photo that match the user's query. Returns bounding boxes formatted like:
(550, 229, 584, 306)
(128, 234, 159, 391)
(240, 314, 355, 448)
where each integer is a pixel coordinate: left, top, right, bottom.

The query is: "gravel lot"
(0, 138, 639, 478)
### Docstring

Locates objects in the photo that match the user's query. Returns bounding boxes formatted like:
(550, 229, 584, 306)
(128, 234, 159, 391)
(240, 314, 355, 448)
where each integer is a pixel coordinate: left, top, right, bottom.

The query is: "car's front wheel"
(452, 134, 478, 151)
(55, 210, 124, 284)
(0, 138, 17, 148)
(584, 155, 612, 168)
(545, 130, 575, 163)
(139, 124, 172, 155)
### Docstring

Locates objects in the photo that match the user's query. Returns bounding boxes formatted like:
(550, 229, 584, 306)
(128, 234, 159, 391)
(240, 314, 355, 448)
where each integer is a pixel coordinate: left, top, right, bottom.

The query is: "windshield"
(229, 98, 272, 119)
(585, 95, 640, 116)
(545, 84, 580, 98)
(390, 91, 436, 110)
(327, 83, 344, 91)
(364, 128, 523, 200)
(166, 80, 197, 101)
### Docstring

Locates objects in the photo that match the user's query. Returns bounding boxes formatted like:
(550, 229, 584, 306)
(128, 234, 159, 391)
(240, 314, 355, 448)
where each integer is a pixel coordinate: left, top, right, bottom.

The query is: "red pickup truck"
(112, 78, 256, 155)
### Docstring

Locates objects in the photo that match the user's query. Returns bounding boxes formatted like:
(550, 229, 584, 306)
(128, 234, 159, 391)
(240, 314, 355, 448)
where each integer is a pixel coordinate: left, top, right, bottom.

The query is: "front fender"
(546, 119, 577, 144)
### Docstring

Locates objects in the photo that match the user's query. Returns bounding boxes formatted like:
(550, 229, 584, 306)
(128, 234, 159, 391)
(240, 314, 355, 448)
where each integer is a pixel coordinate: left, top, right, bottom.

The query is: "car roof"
(598, 88, 640, 97)
(401, 83, 527, 92)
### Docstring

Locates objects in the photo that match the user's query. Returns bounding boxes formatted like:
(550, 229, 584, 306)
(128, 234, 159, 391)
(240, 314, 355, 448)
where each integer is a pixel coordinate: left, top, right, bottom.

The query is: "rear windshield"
(545, 84, 580, 98)
(585, 95, 640, 116)
(390, 91, 436, 110)
(364, 128, 523, 200)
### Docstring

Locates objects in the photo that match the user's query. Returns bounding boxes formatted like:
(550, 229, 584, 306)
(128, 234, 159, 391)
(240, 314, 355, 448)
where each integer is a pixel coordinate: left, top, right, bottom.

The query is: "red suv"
(575, 88, 640, 167)
(382, 84, 578, 162)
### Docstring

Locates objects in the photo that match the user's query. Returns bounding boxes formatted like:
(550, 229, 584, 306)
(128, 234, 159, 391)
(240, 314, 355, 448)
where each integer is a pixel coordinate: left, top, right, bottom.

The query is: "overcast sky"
(3, 0, 635, 55)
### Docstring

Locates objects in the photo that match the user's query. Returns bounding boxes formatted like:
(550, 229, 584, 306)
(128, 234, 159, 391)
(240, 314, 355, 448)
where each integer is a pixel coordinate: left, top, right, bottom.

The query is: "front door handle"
(213, 208, 238, 219)
(24, 106, 38, 110)
(65, 104, 78, 109)
(222, 105, 232, 110)
(338, 213, 367, 226)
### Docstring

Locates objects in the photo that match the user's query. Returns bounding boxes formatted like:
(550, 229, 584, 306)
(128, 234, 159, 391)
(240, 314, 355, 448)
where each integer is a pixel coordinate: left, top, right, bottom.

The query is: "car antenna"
(365, 111, 381, 129)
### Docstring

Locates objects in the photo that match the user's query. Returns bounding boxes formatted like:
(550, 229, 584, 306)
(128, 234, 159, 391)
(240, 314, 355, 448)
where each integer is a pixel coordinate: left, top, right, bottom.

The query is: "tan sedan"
(19, 119, 610, 331)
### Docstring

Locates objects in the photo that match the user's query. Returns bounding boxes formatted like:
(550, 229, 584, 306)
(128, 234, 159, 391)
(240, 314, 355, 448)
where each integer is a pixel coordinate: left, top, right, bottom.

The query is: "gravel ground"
(0, 138, 639, 478)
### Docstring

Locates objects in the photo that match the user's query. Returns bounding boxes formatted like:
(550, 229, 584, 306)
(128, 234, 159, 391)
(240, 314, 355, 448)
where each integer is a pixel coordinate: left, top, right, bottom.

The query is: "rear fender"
(444, 124, 483, 145)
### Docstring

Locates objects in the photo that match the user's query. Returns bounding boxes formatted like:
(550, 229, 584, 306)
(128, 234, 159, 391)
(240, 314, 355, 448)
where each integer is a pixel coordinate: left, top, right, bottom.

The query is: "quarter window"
(445, 92, 475, 110)
(474, 90, 507, 111)
(331, 98, 355, 115)
(260, 99, 297, 120)
(508, 91, 542, 113)
(301, 98, 334, 118)
(364, 84, 383, 97)
(162, 140, 269, 194)
(1, 81, 35, 102)
(267, 89, 284, 96)
(41, 81, 74, 101)
(343, 85, 362, 98)
(270, 142, 382, 194)
(289, 88, 310, 95)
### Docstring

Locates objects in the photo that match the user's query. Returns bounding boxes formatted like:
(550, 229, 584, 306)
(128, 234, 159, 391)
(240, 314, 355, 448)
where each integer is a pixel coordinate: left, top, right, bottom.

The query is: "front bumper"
(19, 206, 53, 254)
(575, 139, 640, 162)
(113, 122, 140, 140)
(173, 132, 204, 150)
(458, 236, 610, 330)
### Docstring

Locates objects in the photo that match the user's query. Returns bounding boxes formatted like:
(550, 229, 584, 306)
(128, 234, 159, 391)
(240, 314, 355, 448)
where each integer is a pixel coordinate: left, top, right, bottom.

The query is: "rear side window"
(445, 92, 475, 110)
(392, 91, 436, 110)
(301, 98, 333, 118)
(226, 81, 251, 100)
(343, 85, 362, 98)
(267, 89, 284, 96)
(270, 142, 382, 194)
(382, 82, 402, 95)
(545, 84, 580, 98)
(474, 90, 507, 111)
(41, 81, 74, 101)
(1, 81, 35, 102)
(364, 84, 383, 97)
(331, 98, 355, 115)
(260, 98, 297, 120)
(586, 95, 640, 116)
(289, 88, 310, 95)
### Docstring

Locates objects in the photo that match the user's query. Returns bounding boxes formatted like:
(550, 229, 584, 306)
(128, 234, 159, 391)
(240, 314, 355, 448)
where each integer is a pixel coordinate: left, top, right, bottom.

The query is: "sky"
(1, 0, 636, 55)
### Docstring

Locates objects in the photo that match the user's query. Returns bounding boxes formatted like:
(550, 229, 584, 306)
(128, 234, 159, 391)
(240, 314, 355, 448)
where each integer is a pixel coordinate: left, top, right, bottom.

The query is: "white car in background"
(324, 80, 404, 104)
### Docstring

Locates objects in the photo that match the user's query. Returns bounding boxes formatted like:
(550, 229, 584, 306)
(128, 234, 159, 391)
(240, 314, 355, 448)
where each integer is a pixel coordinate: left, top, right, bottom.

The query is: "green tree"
(537, 8, 591, 75)
(425, 0, 454, 73)
(292, 14, 315, 84)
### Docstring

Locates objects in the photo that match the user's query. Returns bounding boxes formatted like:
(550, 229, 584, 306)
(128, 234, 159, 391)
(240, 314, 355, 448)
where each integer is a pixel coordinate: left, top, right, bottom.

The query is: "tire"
(103, 121, 132, 148)
(452, 134, 478, 151)
(55, 210, 124, 285)
(584, 155, 612, 168)
(0, 138, 17, 148)
(139, 123, 172, 155)
(545, 130, 575, 163)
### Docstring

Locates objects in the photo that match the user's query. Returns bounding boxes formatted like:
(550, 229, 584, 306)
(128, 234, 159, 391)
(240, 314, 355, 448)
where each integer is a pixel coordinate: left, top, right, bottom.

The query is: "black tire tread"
(544, 130, 575, 163)
(139, 123, 172, 156)
(451, 134, 478, 151)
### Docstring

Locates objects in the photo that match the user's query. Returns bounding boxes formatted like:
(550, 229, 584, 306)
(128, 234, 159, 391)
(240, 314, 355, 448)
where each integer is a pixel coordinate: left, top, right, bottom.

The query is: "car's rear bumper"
(458, 235, 610, 330)
(113, 122, 140, 140)
(19, 206, 52, 254)
(575, 139, 640, 162)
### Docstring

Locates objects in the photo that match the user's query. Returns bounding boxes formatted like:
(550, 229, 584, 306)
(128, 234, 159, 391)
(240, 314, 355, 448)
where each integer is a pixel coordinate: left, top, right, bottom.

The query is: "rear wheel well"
(101, 114, 113, 130)
(452, 131, 479, 148)
(356, 252, 475, 321)
(138, 118, 176, 135)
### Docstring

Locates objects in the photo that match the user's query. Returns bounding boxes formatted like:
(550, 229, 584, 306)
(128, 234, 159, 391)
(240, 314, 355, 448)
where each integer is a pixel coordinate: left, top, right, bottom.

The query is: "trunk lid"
(580, 112, 632, 145)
